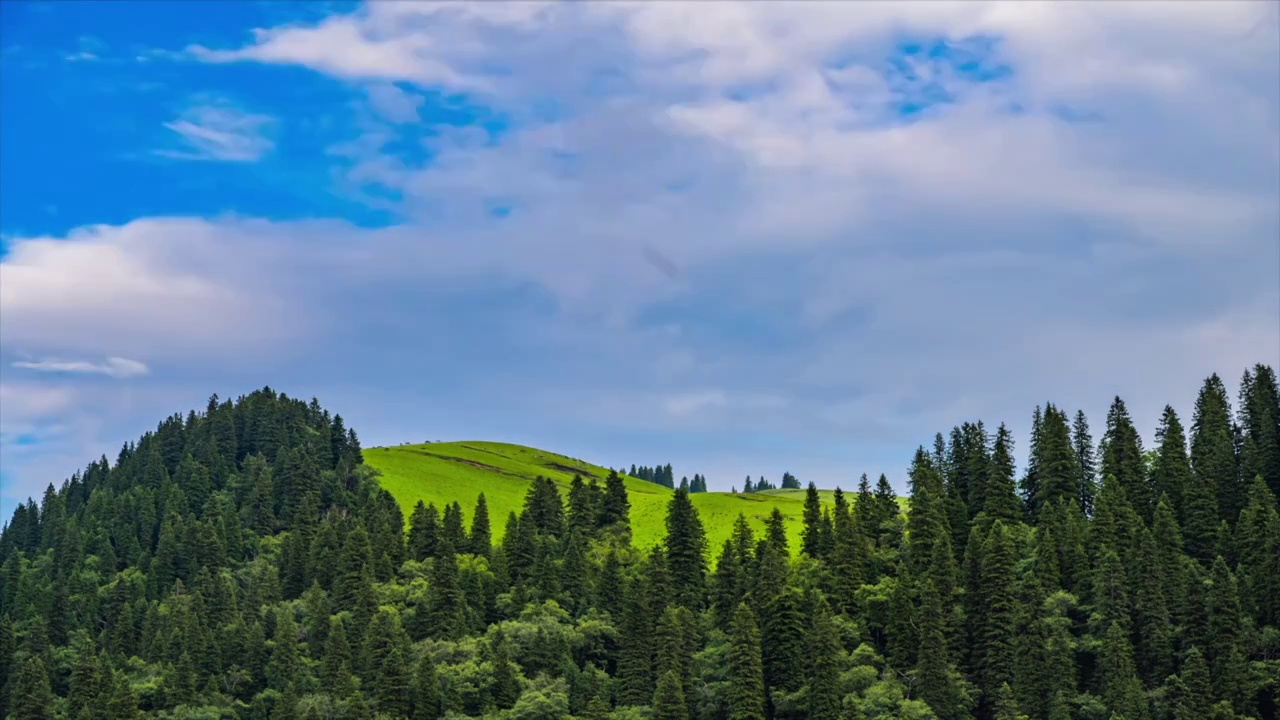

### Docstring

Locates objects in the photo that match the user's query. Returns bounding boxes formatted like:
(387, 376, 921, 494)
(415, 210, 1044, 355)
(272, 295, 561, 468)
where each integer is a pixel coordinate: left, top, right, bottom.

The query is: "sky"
(2, 0, 1279, 518)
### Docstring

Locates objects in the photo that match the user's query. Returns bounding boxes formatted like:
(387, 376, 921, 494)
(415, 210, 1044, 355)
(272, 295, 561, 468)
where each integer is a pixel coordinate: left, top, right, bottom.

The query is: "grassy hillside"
(366, 441, 873, 553)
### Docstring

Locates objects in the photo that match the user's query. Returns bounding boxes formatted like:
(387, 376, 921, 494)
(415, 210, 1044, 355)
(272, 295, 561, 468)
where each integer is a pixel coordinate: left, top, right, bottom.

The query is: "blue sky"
(2, 1, 1278, 518)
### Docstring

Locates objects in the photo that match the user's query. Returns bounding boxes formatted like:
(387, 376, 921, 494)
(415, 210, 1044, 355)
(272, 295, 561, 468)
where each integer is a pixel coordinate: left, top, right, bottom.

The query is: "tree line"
(0, 366, 1278, 719)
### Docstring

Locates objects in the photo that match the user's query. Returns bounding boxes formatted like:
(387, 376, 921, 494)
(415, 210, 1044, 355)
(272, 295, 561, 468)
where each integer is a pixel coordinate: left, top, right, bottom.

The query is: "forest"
(0, 365, 1278, 720)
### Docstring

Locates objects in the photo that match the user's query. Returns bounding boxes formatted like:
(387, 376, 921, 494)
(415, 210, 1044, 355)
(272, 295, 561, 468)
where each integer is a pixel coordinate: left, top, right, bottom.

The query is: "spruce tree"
(442, 501, 466, 549)
(1151, 406, 1193, 522)
(802, 482, 826, 559)
(1098, 620, 1149, 720)
(10, 656, 54, 719)
(599, 469, 631, 532)
(1101, 397, 1151, 522)
(762, 586, 807, 696)
(408, 501, 441, 561)
(1204, 556, 1246, 711)
(665, 487, 708, 610)
(426, 542, 466, 640)
(916, 576, 961, 720)
(411, 651, 443, 719)
(333, 524, 377, 629)
(984, 423, 1023, 526)
(1192, 374, 1242, 522)
(616, 578, 654, 706)
(806, 595, 845, 720)
(727, 603, 767, 720)
(375, 642, 412, 716)
(653, 669, 689, 720)
(1029, 406, 1078, 518)
(469, 493, 492, 557)
(1238, 364, 1280, 498)
(1073, 410, 1098, 516)
(972, 521, 1018, 714)
(490, 635, 522, 709)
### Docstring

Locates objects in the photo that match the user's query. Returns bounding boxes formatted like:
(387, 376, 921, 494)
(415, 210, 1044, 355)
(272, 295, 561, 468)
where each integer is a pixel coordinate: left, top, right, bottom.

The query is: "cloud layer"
(1, 0, 1277, 517)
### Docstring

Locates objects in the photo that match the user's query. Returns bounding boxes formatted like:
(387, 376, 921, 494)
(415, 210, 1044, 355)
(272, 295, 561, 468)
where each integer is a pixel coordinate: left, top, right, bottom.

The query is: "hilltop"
(365, 440, 859, 552)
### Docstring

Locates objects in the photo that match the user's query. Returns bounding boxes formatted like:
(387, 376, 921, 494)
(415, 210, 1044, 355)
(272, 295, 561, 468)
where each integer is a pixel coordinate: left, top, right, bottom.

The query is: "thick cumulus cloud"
(2, 0, 1277, 512)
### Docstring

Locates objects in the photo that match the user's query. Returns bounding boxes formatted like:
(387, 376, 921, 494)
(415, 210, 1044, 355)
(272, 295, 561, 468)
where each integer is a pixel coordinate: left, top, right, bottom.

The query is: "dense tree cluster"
(2, 366, 1279, 720)
(628, 465, 675, 489)
(625, 466, 709, 493)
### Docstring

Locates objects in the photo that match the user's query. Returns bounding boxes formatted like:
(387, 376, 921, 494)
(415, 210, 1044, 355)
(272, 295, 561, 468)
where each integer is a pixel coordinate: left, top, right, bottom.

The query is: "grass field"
(365, 441, 878, 553)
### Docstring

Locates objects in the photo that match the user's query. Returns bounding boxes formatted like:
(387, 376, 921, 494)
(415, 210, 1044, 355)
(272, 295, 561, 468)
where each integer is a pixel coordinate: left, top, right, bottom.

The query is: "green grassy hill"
(366, 441, 863, 553)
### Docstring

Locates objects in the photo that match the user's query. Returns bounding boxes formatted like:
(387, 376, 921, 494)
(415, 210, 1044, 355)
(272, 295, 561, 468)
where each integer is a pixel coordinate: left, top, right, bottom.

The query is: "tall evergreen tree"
(984, 423, 1023, 526)
(1072, 410, 1098, 516)
(1151, 406, 1193, 525)
(1238, 364, 1280, 499)
(972, 521, 1018, 714)
(469, 493, 492, 557)
(802, 482, 826, 559)
(652, 669, 689, 720)
(726, 603, 766, 720)
(1191, 374, 1242, 522)
(1101, 397, 1151, 522)
(664, 487, 708, 610)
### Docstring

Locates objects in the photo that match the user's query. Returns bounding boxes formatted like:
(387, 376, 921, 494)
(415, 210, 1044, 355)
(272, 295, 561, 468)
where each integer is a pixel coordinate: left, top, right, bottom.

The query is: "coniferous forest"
(1, 366, 1279, 720)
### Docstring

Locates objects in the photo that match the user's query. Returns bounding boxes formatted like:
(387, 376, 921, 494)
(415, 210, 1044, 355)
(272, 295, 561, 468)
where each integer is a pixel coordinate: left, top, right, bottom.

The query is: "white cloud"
(157, 99, 275, 162)
(12, 357, 150, 379)
(0, 218, 302, 363)
(3, 0, 1277, 507)
(0, 384, 74, 435)
(365, 82, 424, 123)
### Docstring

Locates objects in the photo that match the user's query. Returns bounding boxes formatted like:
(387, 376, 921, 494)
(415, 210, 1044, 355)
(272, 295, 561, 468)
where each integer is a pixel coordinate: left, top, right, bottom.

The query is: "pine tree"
(1098, 620, 1149, 720)
(807, 595, 845, 720)
(320, 616, 356, 698)
(1151, 406, 1193, 521)
(1028, 405, 1078, 518)
(425, 542, 466, 640)
(1192, 374, 1242, 522)
(1169, 647, 1211, 720)
(1204, 556, 1246, 711)
(1101, 397, 1151, 522)
(469, 493, 492, 557)
(654, 605, 696, 716)
(442, 501, 466, 549)
(374, 642, 412, 716)
(9, 656, 55, 719)
(490, 635, 522, 709)
(653, 669, 689, 720)
(907, 447, 950, 572)
(67, 639, 103, 718)
(1073, 410, 1098, 516)
(599, 469, 631, 533)
(616, 577, 653, 706)
(801, 482, 826, 558)
(984, 423, 1023, 526)
(408, 501, 441, 561)
(333, 524, 377, 629)
(411, 650, 443, 718)
(762, 586, 807, 695)
(972, 521, 1018, 713)
(1238, 364, 1280, 499)
(726, 603, 766, 720)
(916, 576, 964, 720)
(664, 487, 708, 610)
(1234, 477, 1280, 625)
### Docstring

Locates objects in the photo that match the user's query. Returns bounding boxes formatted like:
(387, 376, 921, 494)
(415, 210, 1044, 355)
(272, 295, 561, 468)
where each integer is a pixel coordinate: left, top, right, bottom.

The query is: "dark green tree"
(1191, 374, 1241, 522)
(653, 669, 689, 720)
(726, 603, 767, 720)
(664, 487, 708, 610)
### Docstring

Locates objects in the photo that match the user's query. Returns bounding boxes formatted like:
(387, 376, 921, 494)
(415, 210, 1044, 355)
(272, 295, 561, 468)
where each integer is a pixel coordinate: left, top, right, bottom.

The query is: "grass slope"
(366, 441, 860, 554)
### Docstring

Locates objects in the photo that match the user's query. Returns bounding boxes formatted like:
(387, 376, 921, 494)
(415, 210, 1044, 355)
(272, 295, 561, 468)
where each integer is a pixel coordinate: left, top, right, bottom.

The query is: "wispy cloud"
(156, 99, 275, 162)
(12, 357, 150, 379)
